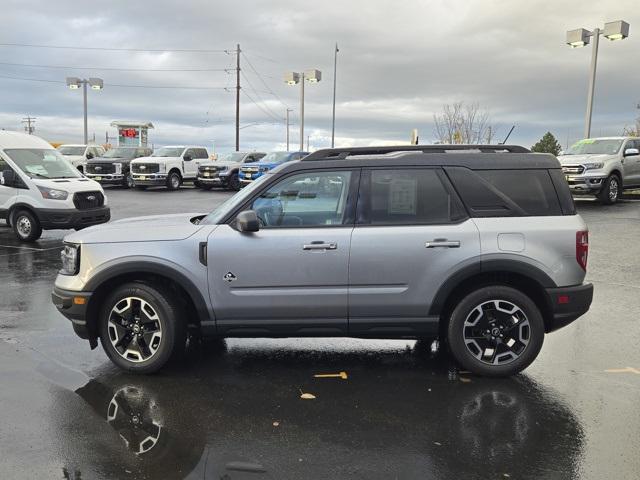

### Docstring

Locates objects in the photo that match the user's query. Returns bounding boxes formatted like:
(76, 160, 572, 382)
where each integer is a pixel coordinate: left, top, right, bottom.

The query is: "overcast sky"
(1, 0, 639, 152)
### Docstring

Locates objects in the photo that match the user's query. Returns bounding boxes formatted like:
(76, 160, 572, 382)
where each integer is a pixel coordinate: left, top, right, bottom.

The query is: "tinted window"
(251, 171, 353, 227)
(195, 149, 208, 159)
(446, 167, 562, 217)
(365, 169, 465, 225)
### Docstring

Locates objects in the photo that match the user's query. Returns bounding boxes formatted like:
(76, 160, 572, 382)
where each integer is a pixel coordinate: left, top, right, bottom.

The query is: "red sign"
(119, 128, 139, 138)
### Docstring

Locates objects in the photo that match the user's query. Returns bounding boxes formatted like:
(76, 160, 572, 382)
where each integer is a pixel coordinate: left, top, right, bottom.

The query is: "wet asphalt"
(0, 186, 639, 480)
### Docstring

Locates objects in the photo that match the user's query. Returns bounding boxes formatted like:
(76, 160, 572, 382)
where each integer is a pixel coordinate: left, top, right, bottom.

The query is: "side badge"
(223, 272, 237, 283)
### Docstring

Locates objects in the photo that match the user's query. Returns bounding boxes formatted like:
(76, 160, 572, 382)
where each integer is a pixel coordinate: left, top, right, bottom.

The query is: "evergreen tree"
(531, 132, 562, 155)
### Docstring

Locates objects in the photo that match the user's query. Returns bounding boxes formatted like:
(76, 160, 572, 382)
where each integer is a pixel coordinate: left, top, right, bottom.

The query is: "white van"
(0, 132, 110, 242)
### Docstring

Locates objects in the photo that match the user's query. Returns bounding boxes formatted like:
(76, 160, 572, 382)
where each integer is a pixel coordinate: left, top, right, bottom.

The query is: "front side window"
(195, 149, 209, 159)
(260, 152, 291, 164)
(365, 169, 463, 225)
(251, 171, 353, 227)
(5, 149, 82, 179)
(152, 147, 185, 157)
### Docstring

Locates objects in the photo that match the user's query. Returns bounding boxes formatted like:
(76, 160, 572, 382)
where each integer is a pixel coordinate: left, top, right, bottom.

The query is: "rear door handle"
(303, 241, 337, 251)
(425, 239, 460, 248)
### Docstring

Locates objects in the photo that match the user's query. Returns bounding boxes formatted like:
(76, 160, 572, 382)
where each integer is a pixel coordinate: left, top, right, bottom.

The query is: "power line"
(242, 90, 282, 122)
(22, 116, 36, 134)
(240, 70, 282, 120)
(242, 52, 289, 109)
(0, 43, 230, 53)
(0, 61, 229, 72)
(0, 74, 229, 90)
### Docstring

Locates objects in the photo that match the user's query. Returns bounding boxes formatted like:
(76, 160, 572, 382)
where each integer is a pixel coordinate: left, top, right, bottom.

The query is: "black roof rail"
(302, 144, 531, 161)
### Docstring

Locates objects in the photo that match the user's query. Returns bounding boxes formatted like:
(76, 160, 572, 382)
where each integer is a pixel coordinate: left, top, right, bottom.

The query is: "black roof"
(280, 145, 560, 171)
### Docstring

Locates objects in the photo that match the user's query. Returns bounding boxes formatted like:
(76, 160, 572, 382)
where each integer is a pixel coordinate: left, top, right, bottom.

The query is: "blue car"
(239, 151, 309, 186)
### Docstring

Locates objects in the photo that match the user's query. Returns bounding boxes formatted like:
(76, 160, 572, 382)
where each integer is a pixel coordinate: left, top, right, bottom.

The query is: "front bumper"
(86, 173, 125, 185)
(545, 283, 594, 332)
(38, 206, 111, 230)
(564, 174, 606, 194)
(52, 286, 92, 339)
(197, 174, 229, 186)
(132, 173, 167, 185)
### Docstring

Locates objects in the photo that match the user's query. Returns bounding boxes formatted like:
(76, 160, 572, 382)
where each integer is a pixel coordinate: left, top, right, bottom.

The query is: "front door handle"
(303, 241, 337, 251)
(425, 239, 460, 248)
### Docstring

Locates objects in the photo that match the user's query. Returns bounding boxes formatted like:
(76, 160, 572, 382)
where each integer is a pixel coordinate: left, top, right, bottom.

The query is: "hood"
(88, 155, 124, 163)
(64, 212, 209, 244)
(557, 153, 615, 165)
(131, 156, 179, 163)
(31, 177, 104, 194)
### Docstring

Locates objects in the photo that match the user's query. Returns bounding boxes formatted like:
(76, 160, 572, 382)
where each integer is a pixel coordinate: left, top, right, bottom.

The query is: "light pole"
(331, 43, 339, 148)
(66, 77, 104, 144)
(285, 108, 293, 151)
(285, 69, 321, 152)
(566, 21, 629, 138)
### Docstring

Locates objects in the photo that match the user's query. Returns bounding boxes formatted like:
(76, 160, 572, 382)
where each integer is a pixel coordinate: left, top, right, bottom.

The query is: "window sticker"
(388, 178, 417, 215)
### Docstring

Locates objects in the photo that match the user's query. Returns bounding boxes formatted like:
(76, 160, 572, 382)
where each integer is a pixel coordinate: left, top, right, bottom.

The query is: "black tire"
(597, 174, 621, 205)
(135, 185, 147, 191)
(12, 209, 42, 242)
(228, 173, 240, 191)
(166, 171, 181, 190)
(125, 173, 135, 189)
(446, 286, 544, 377)
(98, 282, 187, 374)
(200, 184, 213, 191)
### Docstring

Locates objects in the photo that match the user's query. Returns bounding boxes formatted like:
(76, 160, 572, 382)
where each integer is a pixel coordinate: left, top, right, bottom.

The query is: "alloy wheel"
(462, 300, 531, 365)
(107, 297, 163, 363)
(609, 177, 619, 202)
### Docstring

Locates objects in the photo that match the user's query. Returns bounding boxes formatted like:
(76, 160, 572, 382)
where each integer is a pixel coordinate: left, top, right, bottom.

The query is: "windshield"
(103, 148, 136, 159)
(200, 174, 270, 224)
(565, 139, 623, 155)
(152, 147, 184, 157)
(5, 149, 83, 179)
(261, 152, 291, 164)
(218, 152, 246, 163)
(57, 146, 85, 156)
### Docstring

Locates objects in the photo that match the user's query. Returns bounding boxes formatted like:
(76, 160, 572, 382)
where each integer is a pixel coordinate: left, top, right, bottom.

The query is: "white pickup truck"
(558, 136, 640, 204)
(130, 146, 210, 190)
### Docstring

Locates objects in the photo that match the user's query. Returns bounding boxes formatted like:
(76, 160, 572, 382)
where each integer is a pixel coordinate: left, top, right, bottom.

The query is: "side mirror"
(624, 148, 639, 157)
(1, 169, 15, 186)
(86, 152, 94, 159)
(236, 210, 260, 233)
(183, 154, 192, 161)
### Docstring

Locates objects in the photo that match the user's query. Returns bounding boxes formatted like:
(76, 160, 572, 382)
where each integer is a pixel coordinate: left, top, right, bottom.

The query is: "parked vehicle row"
(52, 144, 593, 377)
(195, 151, 265, 191)
(558, 136, 640, 204)
(85, 146, 152, 188)
(57, 144, 106, 173)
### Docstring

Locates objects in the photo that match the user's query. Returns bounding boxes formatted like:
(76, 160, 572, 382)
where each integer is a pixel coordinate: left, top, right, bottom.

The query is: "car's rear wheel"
(597, 174, 620, 205)
(446, 286, 544, 377)
(12, 209, 42, 242)
(99, 282, 186, 374)
(166, 171, 181, 190)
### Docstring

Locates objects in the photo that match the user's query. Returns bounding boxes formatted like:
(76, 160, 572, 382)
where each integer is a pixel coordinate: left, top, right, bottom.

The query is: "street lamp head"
(604, 20, 629, 41)
(66, 77, 81, 89)
(566, 28, 591, 48)
(89, 78, 104, 90)
(305, 69, 322, 83)
(284, 72, 300, 85)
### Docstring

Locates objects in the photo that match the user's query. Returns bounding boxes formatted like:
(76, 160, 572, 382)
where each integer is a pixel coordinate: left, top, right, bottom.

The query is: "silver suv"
(52, 145, 594, 376)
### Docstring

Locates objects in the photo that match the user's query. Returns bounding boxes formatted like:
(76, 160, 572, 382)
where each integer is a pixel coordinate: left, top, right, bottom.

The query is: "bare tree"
(433, 102, 494, 144)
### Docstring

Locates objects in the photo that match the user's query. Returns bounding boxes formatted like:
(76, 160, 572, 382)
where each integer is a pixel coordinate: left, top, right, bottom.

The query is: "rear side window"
(445, 167, 562, 217)
(360, 168, 466, 225)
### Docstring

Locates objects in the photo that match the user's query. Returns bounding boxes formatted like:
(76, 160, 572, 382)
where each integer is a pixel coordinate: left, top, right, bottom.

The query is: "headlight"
(37, 185, 69, 200)
(113, 163, 122, 174)
(218, 166, 228, 171)
(583, 162, 604, 171)
(259, 166, 270, 172)
(158, 163, 166, 172)
(60, 244, 80, 275)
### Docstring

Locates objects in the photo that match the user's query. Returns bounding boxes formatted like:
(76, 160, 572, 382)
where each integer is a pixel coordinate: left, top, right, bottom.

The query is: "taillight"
(576, 231, 589, 271)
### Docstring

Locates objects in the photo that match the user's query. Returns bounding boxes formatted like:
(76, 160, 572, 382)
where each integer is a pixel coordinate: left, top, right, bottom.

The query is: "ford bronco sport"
(52, 145, 593, 376)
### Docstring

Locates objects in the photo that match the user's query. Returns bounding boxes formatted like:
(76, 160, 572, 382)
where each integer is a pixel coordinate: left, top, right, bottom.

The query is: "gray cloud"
(1, 0, 639, 152)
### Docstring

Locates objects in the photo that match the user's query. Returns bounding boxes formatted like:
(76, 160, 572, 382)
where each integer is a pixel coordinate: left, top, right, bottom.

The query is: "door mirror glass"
(236, 210, 260, 232)
(1, 169, 15, 186)
(624, 147, 639, 157)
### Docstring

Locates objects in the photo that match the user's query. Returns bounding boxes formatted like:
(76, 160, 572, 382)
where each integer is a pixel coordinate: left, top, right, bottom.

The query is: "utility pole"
(307, 135, 310, 151)
(331, 43, 339, 148)
(299, 72, 305, 152)
(286, 108, 292, 151)
(21, 116, 36, 134)
(235, 44, 241, 152)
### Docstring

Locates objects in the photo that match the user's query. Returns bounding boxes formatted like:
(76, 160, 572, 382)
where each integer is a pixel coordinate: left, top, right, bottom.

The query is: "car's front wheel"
(597, 174, 620, 205)
(166, 172, 181, 190)
(446, 286, 544, 377)
(228, 173, 240, 191)
(12, 209, 42, 242)
(99, 282, 186, 374)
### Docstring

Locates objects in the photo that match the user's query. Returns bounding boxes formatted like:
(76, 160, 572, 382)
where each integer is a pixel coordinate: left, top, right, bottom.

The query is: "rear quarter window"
(445, 167, 563, 217)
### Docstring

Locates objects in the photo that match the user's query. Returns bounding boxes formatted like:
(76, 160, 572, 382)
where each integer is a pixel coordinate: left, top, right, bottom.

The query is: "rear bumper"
(51, 286, 92, 339)
(38, 206, 111, 230)
(545, 283, 594, 332)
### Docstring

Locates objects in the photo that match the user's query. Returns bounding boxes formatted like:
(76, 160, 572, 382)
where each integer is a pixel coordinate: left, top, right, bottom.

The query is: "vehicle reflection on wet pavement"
(1, 191, 639, 479)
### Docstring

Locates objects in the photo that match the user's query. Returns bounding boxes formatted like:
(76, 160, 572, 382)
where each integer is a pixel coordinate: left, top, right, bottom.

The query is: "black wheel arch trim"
(84, 260, 212, 327)
(428, 258, 557, 317)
